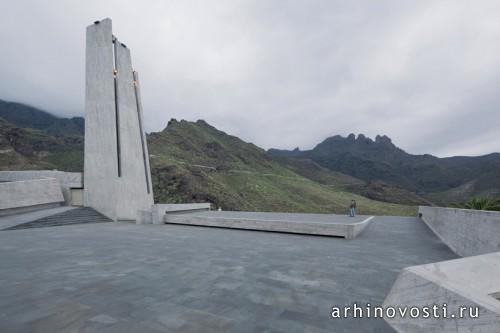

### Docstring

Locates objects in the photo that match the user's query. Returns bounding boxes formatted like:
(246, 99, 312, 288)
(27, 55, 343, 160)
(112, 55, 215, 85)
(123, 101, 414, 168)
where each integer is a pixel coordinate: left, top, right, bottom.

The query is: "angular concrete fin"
(84, 18, 153, 220)
(114, 42, 153, 219)
(84, 18, 118, 220)
(132, 71, 154, 197)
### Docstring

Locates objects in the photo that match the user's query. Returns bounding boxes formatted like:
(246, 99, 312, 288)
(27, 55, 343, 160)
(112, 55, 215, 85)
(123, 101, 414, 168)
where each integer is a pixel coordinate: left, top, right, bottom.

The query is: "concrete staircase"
(3, 207, 112, 230)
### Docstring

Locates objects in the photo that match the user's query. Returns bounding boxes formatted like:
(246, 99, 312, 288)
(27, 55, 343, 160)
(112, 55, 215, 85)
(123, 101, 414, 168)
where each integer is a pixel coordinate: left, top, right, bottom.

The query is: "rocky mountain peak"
(375, 134, 393, 146)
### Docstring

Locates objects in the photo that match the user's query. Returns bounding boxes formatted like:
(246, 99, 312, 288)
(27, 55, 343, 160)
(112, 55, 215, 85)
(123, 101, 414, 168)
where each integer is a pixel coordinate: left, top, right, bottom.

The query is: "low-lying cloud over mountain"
(1, 1, 500, 157)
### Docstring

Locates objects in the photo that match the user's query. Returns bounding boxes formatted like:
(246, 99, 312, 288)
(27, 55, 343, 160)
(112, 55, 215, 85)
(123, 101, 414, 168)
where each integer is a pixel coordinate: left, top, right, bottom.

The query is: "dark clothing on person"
(349, 201, 357, 217)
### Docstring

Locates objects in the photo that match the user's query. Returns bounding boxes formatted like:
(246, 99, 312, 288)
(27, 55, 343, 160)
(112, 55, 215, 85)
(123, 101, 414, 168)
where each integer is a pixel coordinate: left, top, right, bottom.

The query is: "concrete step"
(3, 207, 112, 230)
(24, 216, 110, 223)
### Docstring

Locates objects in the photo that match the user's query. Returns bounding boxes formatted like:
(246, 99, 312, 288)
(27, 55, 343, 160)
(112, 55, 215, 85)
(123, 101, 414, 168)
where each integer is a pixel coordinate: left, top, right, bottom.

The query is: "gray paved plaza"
(0, 216, 456, 332)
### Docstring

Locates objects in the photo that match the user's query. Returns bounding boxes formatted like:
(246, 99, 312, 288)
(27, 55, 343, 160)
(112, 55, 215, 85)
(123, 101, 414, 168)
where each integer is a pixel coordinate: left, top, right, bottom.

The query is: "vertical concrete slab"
(132, 71, 154, 199)
(84, 18, 118, 220)
(84, 18, 153, 220)
(114, 41, 153, 219)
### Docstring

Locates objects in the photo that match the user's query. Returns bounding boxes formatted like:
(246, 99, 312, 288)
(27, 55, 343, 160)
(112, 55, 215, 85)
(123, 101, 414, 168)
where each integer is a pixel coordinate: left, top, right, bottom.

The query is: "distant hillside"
(147, 119, 415, 215)
(6, 98, 498, 210)
(0, 100, 84, 137)
(0, 117, 83, 171)
(0, 100, 415, 215)
(272, 156, 432, 205)
(268, 134, 500, 203)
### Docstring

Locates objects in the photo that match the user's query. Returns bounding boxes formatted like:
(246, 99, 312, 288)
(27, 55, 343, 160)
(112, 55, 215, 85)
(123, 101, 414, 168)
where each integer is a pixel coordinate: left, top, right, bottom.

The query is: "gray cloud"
(1, 0, 499, 157)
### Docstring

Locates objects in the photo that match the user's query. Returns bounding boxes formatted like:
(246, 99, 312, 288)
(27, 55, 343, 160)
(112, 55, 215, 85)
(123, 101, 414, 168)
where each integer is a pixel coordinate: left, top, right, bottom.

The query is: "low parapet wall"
(0, 178, 64, 216)
(419, 206, 500, 257)
(0, 171, 83, 205)
(150, 203, 211, 224)
(0, 170, 82, 187)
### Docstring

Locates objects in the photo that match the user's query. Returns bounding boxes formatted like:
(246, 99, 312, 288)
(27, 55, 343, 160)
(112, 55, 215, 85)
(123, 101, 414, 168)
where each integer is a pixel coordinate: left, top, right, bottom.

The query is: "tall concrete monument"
(84, 18, 153, 220)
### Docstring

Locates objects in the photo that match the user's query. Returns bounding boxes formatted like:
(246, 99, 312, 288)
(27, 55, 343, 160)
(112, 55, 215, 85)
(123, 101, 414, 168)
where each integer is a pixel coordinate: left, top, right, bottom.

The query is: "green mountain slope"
(148, 119, 416, 215)
(0, 117, 83, 171)
(0, 99, 84, 137)
(269, 134, 500, 204)
(272, 156, 431, 205)
(3, 98, 499, 210)
(0, 102, 416, 215)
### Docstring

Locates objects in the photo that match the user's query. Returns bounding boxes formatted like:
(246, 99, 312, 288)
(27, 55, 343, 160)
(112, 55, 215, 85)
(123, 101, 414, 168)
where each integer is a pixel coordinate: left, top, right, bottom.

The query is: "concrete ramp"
(165, 211, 374, 239)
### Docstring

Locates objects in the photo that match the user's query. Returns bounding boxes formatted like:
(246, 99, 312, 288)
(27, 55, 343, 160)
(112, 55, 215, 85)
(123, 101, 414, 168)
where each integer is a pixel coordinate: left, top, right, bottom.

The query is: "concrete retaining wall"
(419, 206, 500, 257)
(0, 171, 83, 205)
(0, 178, 64, 214)
(0, 170, 82, 187)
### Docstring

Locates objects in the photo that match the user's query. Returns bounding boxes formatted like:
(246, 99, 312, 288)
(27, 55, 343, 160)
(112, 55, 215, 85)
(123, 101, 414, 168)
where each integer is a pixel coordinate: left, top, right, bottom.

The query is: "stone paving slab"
(0, 216, 456, 332)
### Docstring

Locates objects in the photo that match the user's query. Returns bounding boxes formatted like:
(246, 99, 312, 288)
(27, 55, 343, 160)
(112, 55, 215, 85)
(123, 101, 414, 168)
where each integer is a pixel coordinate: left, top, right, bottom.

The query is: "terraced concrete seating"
(3, 207, 112, 230)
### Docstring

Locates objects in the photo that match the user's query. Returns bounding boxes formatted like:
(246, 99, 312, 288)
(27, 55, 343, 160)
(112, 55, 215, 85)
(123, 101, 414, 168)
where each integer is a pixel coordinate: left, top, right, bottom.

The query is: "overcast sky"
(1, 1, 499, 157)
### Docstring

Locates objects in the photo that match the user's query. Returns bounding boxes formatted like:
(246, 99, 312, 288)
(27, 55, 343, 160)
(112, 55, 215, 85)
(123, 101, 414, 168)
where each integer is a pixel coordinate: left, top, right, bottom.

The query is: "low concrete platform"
(151, 203, 211, 224)
(165, 211, 374, 239)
